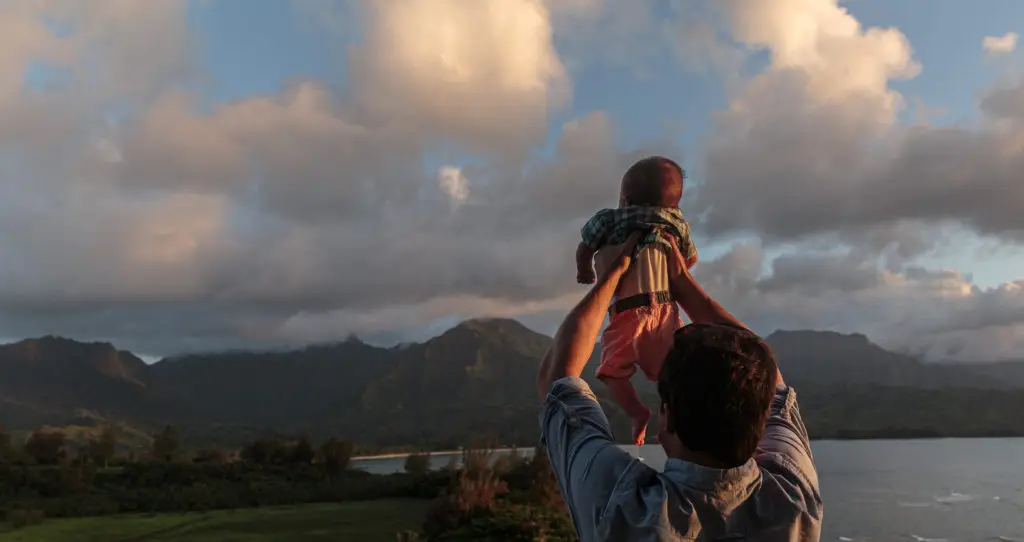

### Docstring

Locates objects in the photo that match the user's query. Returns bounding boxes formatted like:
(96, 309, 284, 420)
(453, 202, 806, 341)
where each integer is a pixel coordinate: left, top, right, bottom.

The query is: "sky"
(2, 0, 1024, 362)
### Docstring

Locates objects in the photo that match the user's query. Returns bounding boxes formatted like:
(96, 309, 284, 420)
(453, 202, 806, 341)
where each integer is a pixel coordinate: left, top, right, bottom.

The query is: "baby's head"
(619, 156, 684, 208)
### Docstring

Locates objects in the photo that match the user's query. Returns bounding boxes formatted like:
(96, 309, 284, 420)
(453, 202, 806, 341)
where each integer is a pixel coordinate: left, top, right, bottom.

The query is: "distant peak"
(16, 335, 117, 351)
(454, 318, 532, 334)
(766, 329, 874, 347)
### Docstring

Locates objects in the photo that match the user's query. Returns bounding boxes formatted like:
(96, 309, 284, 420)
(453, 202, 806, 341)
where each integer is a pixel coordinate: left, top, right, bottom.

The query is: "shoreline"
(351, 446, 535, 462)
(350, 435, 1024, 461)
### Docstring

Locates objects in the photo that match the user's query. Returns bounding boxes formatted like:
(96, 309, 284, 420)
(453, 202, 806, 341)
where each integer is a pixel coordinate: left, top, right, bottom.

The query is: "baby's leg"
(598, 376, 651, 446)
(598, 311, 652, 446)
(635, 303, 682, 382)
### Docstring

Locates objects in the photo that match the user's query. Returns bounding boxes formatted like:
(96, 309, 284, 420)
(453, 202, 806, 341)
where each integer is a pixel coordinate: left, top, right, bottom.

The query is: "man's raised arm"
(665, 243, 784, 387)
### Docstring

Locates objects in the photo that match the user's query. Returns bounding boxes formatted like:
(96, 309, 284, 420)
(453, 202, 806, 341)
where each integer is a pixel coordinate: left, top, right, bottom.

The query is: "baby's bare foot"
(631, 407, 652, 446)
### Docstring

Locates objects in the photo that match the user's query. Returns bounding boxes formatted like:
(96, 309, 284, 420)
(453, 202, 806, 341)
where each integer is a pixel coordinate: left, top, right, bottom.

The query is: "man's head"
(657, 323, 778, 467)
(619, 155, 685, 208)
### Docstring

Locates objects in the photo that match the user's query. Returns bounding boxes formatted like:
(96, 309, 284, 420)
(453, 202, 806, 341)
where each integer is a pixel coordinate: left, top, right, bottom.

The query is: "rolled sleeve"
(676, 220, 698, 262)
(754, 385, 823, 517)
(540, 377, 635, 540)
(581, 210, 613, 249)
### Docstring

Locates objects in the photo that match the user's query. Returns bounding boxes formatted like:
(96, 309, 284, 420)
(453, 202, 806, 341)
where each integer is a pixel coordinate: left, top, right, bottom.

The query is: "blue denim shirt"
(540, 376, 822, 541)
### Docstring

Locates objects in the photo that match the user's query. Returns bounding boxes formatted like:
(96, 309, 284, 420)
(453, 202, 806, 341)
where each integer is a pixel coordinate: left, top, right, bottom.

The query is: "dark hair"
(657, 324, 778, 467)
(621, 156, 685, 207)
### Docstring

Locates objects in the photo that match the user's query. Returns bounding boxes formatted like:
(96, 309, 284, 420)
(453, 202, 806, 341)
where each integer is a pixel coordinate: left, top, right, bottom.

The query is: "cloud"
(691, 244, 1024, 363)
(1, 0, 1024, 363)
(349, 0, 570, 156)
(438, 166, 470, 205)
(983, 32, 1018, 54)
(693, 0, 1024, 247)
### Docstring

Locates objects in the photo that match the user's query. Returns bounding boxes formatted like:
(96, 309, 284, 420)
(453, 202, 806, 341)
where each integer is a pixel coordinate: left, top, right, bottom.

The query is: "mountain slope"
(2, 326, 1024, 448)
(149, 337, 397, 426)
(766, 330, 1008, 389)
(0, 336, 176, 427)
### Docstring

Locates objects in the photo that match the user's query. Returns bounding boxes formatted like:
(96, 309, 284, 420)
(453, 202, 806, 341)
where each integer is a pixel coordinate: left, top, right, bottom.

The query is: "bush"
(318, 438, 354, 474)
(423, 449, 508, 538)
(435, 503, 576, 541)
(506, 446, 563, 509)
(404, 453, 431, 476)
(7, 508, 45, 529)
(492, 449, 524, 476)
(23, 430, 66, 465)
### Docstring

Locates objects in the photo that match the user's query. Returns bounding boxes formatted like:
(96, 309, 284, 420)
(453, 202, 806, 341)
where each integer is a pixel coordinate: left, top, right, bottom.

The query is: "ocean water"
(352, 438, 1024, 541)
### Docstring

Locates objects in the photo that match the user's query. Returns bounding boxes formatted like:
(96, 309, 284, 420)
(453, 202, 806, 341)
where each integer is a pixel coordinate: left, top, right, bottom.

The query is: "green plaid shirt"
(581, 206, 697, 261)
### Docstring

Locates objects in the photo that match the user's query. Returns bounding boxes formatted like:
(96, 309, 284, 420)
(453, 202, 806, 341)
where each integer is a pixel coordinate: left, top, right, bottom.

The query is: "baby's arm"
(578, 210, 612, 284)
(576, 242, 597, 284)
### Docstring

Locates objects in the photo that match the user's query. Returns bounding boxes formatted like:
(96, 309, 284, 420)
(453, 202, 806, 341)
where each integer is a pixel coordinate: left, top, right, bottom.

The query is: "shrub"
(404, 452, 431, 476)
(23, 430, 66, 465)
(492, 448, 525, 475)
(423, 448, 508, 538)
(7, 508, 45, 529)
(437, 503, 577, 541)
(318, 438, 354, 474)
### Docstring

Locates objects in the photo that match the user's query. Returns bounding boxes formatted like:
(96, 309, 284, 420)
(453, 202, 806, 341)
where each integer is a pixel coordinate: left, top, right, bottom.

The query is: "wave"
(897, 501, 939, 508)
(933, 491, 975, 504)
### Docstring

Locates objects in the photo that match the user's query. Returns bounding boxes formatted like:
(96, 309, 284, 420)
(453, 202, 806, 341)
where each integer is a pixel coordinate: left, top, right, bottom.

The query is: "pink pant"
(597, 301, 680, 381)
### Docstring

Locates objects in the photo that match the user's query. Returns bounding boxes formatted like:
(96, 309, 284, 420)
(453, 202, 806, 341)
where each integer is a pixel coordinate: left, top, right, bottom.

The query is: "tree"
(291, 436, 315, 464)
(318, 438, 353, 474)
(404, 452, 431, 476)
(241, 438, 289, 465)
(192, 449, 228, 464)
(23, 429, 66, 465)
(0, 425, 11, 464)
(88, 426, 118, 468)
(151, 425, 180, 462)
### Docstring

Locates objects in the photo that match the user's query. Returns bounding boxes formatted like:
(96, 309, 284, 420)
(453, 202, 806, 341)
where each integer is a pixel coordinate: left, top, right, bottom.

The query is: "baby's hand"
(577, 269, 596, 284)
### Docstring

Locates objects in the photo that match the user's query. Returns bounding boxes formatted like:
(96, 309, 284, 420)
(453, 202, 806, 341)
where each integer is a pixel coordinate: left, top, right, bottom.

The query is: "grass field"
(0, 500, 431, 542)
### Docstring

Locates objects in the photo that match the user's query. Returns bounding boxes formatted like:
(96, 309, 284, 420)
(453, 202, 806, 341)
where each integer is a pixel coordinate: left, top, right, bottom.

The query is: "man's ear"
(660, 401, 675, 433)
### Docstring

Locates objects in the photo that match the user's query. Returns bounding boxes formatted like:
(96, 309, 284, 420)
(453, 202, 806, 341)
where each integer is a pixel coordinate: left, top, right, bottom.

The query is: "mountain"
(0, 336, 179, 428)
(765, 330, 1011, 389)
(149, 336, 397, 427)
(2, 324, 1024, 448)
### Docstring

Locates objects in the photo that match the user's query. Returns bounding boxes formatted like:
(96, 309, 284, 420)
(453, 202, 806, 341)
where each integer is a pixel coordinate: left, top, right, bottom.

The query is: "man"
(536, 233, 823, 541)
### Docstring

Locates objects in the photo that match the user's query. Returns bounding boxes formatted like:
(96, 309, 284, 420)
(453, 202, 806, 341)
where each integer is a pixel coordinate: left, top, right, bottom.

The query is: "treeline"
(0, 425, 355, 469)
(0, 424, 427, 521)
(0, 425, 577, 540)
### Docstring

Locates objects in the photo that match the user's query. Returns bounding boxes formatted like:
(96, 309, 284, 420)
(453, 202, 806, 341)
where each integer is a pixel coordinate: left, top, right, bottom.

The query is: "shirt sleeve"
(581, 209, 614, 249)
(754, 386, 823, 515)
(540, 376, 636, 540)
(676, 219, 698, 262)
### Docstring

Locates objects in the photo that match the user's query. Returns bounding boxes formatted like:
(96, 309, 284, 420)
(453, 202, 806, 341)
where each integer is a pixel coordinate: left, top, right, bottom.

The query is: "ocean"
(351, 438, 1024, 541)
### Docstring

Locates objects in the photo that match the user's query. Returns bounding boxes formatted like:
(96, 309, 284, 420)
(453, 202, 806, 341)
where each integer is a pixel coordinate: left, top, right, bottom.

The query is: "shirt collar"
(662, 457, 761, 499)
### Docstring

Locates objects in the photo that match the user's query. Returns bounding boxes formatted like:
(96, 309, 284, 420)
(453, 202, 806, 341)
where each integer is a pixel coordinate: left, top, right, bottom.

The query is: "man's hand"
(575, 243, 598, 285)
(595, 231, 643, 282)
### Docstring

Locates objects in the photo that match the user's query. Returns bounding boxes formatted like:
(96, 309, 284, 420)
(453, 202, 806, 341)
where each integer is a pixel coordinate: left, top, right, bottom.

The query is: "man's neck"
(664, 443, 735, 470)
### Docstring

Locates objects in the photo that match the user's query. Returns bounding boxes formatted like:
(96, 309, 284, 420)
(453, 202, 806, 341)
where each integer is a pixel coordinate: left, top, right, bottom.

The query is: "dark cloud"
(0, 0, 1023, 362)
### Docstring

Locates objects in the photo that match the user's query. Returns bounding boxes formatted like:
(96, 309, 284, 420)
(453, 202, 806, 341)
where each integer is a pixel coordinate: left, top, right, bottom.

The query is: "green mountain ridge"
(2, 319, 1024, 449)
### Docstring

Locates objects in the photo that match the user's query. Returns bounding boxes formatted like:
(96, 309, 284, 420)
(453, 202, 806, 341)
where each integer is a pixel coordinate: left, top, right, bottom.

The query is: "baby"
(576, 156, 698, 445)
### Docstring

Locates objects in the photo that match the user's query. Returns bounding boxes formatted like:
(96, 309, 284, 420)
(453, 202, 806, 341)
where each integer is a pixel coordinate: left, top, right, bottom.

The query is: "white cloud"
(438, 166, 470, 205)
(983, 31, 1018, 54)
(1, 0, 1024, 363)
(349, 0, 570, 155)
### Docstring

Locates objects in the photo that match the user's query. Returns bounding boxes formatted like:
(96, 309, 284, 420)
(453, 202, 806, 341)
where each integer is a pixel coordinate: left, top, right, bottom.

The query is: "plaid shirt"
(581, 206, 697, 261)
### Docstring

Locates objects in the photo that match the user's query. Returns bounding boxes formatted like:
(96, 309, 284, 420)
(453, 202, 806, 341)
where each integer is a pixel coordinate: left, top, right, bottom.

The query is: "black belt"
(610, 291, 672, 316)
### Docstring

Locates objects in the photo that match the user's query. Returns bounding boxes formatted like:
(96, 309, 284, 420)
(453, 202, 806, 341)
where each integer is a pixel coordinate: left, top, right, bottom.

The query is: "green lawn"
(0, 500, 431, 542)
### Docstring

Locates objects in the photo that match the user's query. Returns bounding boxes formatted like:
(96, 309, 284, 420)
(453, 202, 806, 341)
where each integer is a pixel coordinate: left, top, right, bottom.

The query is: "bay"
(352, 438, 1024, 541)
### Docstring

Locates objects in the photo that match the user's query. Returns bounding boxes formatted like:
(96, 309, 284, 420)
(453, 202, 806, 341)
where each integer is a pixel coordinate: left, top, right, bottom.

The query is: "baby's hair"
(621, 156, 685, 208)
